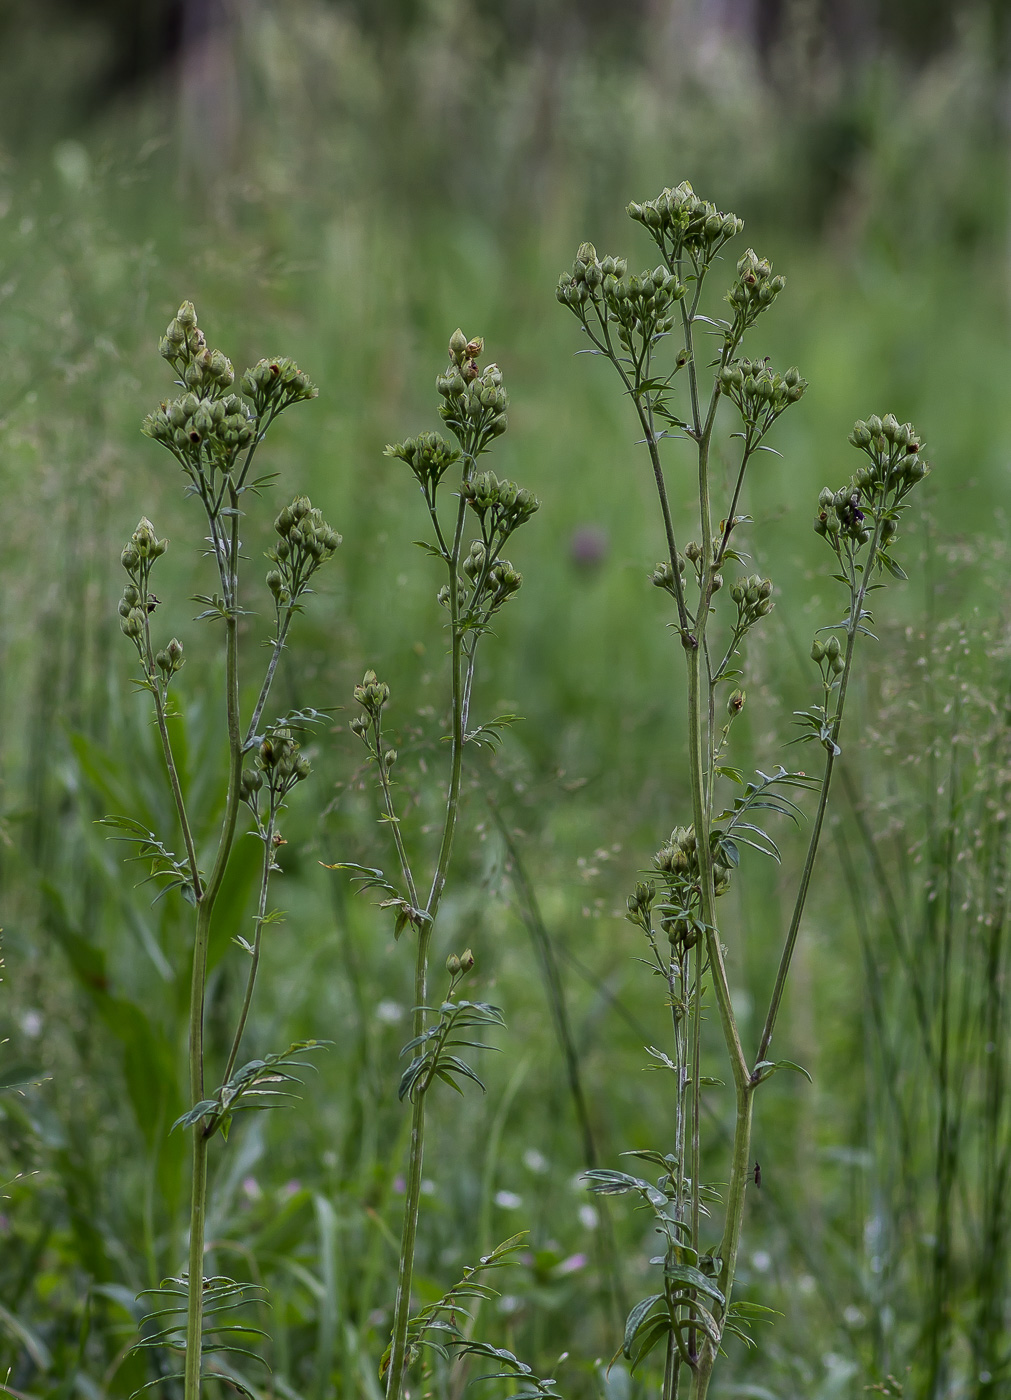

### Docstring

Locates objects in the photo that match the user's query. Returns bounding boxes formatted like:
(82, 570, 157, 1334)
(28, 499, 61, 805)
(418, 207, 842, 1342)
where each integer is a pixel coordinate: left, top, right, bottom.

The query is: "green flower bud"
(446, 953, 462, 975)
(240, 767, 264, 799)
(459, 948, 475, 972)
(120, 609, 145, 639)
(727, 688, 746, 716)
(354, 669, 391, 716)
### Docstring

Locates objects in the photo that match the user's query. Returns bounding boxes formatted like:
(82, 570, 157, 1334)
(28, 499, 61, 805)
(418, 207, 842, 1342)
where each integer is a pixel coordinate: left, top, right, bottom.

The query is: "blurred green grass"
(2, 5, 1011, 1397)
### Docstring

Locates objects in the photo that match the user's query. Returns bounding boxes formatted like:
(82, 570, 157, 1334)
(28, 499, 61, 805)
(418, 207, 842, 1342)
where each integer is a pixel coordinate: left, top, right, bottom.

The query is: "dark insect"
(752, 1161, 761, 1188)
(838, 493, 865, 531)
(145, 594, 160, 614)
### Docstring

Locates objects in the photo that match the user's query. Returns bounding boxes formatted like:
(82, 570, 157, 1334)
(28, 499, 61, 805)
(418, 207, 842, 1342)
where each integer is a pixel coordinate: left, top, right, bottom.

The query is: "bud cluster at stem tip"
(726, 249, 786, 334)
(436, 330, 508, 454)
(814, 415, 928, 554)
(142, 302, 317, 480)
(626, 181, 744, 266)
(384, 431, 460, 495)
(353, 670, 390, 723)
(719, 359, 805, 436)
(462, 471, 539, 547)
(556, 243, 686, 351)
(118, 518, 168, 642)
(811, 634, 845, 676)
(729, 574, 774, 627)
(241, 727, 311, 809)
(266, 495, 341, 608)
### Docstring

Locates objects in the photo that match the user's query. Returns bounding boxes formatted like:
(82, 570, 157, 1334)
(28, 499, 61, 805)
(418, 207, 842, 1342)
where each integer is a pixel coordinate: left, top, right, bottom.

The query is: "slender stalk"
(140, 611, 202, 897)
(385, 488, 469, 1400)
(184, 505, 245, 1400)
(221, 807, 276, 1089)
(375, 735, 421, 914)
(244, 608, 295, 746)
(756, 518, 883, 1065)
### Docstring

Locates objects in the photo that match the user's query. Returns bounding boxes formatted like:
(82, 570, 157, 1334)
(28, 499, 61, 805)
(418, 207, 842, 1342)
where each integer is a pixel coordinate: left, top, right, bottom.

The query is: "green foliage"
(1, 12, 1007, 1400)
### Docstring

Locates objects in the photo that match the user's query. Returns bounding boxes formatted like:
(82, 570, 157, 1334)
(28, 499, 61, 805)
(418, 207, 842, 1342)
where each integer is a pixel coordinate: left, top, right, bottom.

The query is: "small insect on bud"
(727, 688, 746, 716)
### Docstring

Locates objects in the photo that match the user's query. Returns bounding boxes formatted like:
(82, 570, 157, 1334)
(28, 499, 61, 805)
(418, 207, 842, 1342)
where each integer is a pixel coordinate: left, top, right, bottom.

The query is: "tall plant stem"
(221, 808, 276, 1089)
(141, 610, 202, 896)
(385, 492, 469, 1400)
(691, 525, 888, 1400)
(756, 518, 882, 1066)
(184, 510, 245, 1400)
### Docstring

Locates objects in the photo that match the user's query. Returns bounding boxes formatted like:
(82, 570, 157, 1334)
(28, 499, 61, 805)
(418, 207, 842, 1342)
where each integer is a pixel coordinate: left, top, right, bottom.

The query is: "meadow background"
(2, 2, 1011, 1397)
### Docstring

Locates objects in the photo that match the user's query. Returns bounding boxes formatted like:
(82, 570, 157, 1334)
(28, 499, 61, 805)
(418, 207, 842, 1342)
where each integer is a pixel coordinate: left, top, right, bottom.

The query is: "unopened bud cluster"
(625, 879, 656, 932)
(815, 416, 929, 562)
(651, 825, 733, 952)
(719, 359, 806, 436)
(155, 637, 185, 679)
(241, 357, 317, 418)
(462, 540, 523, 617)
(241, 727, 311, 810)
(384, 431, 460, 494)
(436, 330, 508, 454)
(159, 301, 235, 394)
(351, 671, 390, 738)
(143, 303, 316, 480)
(730, 574, 774, 628)
(143, 390, 256, 474)
(848, 414, 929, 498)
(556, 243, 686, 350)
(265, 495, 341, 607)
(726, 250, 786, 334)
(463, 471, 539, 548)
(626, 181, 744, 265)
(814, 486, 870, 544)
(650, 556, 686, 595)
(810, 634, 846, 678)
(118, 518, 168, 642)
(446, 948, 475, 976)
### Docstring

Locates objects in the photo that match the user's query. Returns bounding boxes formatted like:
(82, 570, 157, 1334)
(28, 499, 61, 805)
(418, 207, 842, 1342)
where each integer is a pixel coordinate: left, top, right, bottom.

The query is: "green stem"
(221, 806, 276, 1089)
(244, 608, 294, 746)
(385, 488, 470, 1400)
(376, 731, 421, 913)
(755, 521, 882, 1065)
(184, 504, 245, 1400)
(141, 608, 202, 898)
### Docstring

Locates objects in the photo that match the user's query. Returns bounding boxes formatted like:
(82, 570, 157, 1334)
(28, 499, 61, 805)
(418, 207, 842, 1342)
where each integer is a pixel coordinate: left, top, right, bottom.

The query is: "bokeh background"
(3, 1, 1011, 1397)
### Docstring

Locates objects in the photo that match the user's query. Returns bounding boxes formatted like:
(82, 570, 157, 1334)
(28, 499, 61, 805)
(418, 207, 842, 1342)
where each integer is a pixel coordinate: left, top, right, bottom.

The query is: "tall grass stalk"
(558, 182, 930, 1398)
(839, 609, 1011, 1396)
